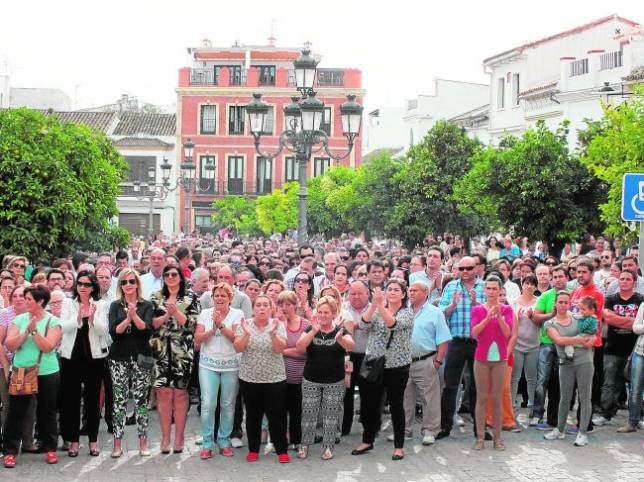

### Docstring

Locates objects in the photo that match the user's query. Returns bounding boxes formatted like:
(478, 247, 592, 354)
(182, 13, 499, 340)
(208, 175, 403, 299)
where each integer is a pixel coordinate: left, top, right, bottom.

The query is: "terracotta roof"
(113, 113, 176, 136)
(519, 80, 559, 97)
(623, 65, 644, 82)
(112, 137, 173, 147)
(42, 110, 117, 132)
(484, 14, 640, 64)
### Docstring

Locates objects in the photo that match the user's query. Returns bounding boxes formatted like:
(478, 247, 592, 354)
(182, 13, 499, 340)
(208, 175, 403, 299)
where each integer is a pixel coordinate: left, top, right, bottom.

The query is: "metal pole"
(185, 186, 191, 235)
(639, 221, 644, 274)
(297, 153, 308, 246)
(148, 193, 154, 238)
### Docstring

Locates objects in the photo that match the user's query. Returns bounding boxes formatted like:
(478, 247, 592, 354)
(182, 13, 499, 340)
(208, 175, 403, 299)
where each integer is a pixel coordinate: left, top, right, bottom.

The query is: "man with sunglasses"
(437, 257, 486, 440)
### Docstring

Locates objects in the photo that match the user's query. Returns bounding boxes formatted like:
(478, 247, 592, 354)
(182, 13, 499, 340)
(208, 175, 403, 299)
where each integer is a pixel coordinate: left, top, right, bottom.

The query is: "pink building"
(176, 40, 364, 233)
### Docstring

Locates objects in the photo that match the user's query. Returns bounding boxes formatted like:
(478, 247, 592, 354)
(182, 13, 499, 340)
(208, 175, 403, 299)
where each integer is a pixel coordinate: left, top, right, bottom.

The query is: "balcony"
(190, 68, 216, 85)
(599, 51, 623, 71)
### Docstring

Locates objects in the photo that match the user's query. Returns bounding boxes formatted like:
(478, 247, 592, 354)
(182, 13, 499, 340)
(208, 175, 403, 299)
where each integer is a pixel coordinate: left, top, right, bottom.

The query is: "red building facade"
(176, 42, 364, 233)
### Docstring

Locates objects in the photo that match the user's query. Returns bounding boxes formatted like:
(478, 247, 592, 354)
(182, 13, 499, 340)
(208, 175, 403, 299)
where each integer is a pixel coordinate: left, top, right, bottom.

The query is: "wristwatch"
(30, 330, 37, 336)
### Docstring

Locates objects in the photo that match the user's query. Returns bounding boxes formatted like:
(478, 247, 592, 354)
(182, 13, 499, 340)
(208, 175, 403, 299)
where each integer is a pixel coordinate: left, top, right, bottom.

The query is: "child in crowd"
(566, 297, 597, 360)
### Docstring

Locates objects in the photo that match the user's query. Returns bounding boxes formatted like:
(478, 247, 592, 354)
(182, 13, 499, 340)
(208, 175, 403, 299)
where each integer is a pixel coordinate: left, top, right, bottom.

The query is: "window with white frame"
(285, 156, 299, 183)
(512, 73, 520, 106)
(313, 157, 330, 177)
(497, 78, 505, 109)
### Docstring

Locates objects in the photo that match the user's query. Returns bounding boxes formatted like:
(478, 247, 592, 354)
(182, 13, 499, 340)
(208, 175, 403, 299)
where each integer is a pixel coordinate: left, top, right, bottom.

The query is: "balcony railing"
(190, 68, 216, 85)
(600, 51, 623, 71)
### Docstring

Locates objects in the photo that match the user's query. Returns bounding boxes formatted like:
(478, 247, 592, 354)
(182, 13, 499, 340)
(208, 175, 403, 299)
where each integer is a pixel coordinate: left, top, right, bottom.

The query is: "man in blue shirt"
(437, 257, 486, 440)
(499, 235, 521, 262)
(395, 281, 451, 446)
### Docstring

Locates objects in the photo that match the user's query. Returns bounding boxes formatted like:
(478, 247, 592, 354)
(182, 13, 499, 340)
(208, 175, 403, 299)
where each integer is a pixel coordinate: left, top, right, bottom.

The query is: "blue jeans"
(531, 344, 558, 420)
(600, 354, 628, 420)
(199, 367, 238, 449)
(628, 352, 644, 426)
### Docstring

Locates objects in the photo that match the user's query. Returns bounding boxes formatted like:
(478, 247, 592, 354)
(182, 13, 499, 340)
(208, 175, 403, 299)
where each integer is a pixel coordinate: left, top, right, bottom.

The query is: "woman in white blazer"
(59, 270, 110, 457)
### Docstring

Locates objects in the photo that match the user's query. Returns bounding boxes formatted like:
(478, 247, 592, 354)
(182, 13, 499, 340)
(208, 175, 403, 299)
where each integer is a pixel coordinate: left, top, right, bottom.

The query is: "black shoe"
(484, 432, 493, 441)
(435, 430, 451, 440)
(351, 444, 373, 456)
(335, 437, 341, 445)
(125, 414, 136, 426)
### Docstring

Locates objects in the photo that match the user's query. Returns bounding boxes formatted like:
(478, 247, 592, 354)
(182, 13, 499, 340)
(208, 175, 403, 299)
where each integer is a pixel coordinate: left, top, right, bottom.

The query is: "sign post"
(621, 173, 644, 273)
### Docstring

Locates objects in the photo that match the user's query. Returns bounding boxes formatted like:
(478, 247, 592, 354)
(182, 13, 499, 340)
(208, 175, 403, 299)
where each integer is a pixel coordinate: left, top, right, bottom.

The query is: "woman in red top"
(471, 276, 513, 451)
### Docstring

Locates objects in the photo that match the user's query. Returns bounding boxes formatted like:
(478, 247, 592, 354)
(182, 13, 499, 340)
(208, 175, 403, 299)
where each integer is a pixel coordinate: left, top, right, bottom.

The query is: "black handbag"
(359, 331, 394, 385)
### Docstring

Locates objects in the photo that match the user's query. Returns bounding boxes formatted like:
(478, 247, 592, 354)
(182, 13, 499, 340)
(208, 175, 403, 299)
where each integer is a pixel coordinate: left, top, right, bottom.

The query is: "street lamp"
(133, 162, 171, 238)
(162, 138, 215, 234)
(246, 48, 363, 246)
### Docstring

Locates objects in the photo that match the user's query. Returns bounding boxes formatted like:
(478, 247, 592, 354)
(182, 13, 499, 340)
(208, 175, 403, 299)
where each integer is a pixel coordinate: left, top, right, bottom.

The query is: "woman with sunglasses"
(3, 285, 62, 468)
(353, 279, 413, 461)
(59, 271, 110, 457)
(234, 294, 289, 463)
(7, 258, 28, 287)
(108, 268, 154, 458)
(276, 291, 309, 452)
(332, 265, 350, 300)
(150, 265, 200, 454)
(293, 274, 314, 320)
(257, 258, 273, 276)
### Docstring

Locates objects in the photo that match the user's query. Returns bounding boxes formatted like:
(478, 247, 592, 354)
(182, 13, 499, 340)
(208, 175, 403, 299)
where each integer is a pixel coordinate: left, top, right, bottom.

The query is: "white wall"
(363, 106, 406, 155)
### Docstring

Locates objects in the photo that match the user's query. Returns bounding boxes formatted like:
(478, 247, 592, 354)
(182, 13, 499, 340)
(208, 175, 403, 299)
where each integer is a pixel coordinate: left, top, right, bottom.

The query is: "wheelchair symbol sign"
(622, 173, 644, 221)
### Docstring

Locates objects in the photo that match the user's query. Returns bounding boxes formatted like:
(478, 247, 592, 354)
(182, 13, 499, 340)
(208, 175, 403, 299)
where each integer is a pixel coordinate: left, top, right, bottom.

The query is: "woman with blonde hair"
(296, 296, 354, 460)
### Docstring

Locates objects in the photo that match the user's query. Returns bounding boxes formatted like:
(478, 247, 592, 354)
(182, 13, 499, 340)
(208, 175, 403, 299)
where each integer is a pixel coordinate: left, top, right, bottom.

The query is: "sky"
(1, 0, 642, 112)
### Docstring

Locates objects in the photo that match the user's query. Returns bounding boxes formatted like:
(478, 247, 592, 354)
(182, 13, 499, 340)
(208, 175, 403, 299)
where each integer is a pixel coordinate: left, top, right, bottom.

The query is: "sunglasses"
(121, 279, 137, 285)
(458, 266, 475, 272)
(294, 278, 309, 283)
(258, 262, 271, 266)
(77, 282, 93, 288)
(12, 264, 25, 269)
(340, 256, 350, 261)
(164, 272, 179, 278)
(601, 256, 611, 259)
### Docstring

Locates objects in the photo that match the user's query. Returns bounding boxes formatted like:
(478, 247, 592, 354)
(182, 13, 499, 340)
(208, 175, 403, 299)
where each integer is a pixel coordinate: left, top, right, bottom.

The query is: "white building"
(474, 14, 643, 146)
(403, 79, 489, 150)
(363, 106, 406, 157)
(0, 63, 71, 110)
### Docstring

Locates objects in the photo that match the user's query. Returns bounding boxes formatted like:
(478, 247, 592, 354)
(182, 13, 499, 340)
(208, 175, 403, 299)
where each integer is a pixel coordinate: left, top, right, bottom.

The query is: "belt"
(411, 351, 436, 363)
(452, 337, 476, 344)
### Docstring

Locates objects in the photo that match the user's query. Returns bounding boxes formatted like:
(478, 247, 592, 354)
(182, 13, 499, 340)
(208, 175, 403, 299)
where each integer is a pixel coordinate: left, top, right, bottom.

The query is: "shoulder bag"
(359, 330, 394, 385)
(8, 316, 51, 396)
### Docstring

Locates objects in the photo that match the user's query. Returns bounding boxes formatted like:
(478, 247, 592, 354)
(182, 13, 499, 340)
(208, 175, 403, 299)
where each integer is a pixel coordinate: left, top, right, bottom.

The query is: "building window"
(320, 107, 332, 136)
(256, 65, 276, 86)
(195, 215, 215, 233)
(262, 106, 274, 135)
(285, 156, 299, 183)
(497, 78, 505, 109)
(570, 58, 589, 77)
(124, 155, 156, 183)
(409, 128, 414, 146)
(229, 106, 246, 135)
(200, 155, 216, 193)
(512, 73, 520, 107)
(227, 156, 244, 194)
(600, 51, 623, 70)
(313, 157, 330, 177)
(256, 157, 272, 194)
(200, 105, 216, 134)
(317, 69, 344, 86)
(215, 65, 243, 85)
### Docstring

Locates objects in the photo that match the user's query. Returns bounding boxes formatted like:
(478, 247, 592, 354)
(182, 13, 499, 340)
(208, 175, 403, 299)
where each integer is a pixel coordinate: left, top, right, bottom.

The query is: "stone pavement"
(2, 408, 643, 482)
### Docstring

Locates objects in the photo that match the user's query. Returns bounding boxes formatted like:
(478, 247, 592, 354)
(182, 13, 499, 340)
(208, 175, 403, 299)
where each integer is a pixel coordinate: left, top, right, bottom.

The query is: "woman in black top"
(296, 296, 354, 460)
(108, 268, 154, 458)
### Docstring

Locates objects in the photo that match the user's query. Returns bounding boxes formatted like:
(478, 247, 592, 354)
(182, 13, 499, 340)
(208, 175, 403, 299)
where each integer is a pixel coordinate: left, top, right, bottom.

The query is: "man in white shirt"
(140, 248, 166, 299)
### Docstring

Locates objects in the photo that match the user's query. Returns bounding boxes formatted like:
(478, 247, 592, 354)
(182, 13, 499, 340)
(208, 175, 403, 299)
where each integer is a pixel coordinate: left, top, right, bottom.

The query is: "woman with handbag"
(149, 265, 200, 454)
(3, 285, 62, 468)
(107, 268, 154, 458)
(352, 279, 413, 461)
(59, 271, 110, 457)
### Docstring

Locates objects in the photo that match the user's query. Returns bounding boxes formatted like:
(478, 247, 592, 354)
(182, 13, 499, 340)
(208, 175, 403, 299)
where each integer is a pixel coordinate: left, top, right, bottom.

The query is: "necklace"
(319, 328, 334, 340)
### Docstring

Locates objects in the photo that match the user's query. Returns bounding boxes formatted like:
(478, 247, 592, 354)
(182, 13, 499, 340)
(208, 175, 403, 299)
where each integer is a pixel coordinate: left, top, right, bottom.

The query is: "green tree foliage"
(580, 87, 644, 241)
(306, 168, 357, 236)
(211, 196, 257, 235)
(0, 108, 129, 262)
(387, 121, 483, 247)
(255, 182, 298, 235)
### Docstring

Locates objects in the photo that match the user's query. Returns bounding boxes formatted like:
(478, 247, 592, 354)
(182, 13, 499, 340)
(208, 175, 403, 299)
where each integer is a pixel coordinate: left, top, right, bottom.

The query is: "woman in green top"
(3, 285, 62, 469)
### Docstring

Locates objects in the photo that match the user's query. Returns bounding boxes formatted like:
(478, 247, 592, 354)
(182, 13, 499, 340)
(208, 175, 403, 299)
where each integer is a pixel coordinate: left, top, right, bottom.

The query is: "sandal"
(321, 448, 333, 460)
(297, 445, 309, 459)
(493, 439, 505, 451)
(473, 439, 485, 450)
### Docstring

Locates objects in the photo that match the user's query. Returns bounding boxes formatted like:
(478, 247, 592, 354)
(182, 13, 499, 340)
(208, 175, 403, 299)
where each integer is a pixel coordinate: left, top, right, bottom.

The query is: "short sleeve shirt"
(236, 319, 287, 383)
(12, 313, 62, 376)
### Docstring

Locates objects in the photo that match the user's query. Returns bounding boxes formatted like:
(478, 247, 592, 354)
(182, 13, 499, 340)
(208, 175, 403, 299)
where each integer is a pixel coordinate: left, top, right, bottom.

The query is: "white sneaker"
(264, 442, 275, 455)
(422, 433, 435, 445)
(529, 417, 540, 426)
(638, 420, 644, 430)
(455, 415, 465, 427)
(230, 437, 244, 448)
(573, 434, 588, 446)
(387, 433, 412, 442)
(592, 415, 609, 426)
(544, 428, 565, 440)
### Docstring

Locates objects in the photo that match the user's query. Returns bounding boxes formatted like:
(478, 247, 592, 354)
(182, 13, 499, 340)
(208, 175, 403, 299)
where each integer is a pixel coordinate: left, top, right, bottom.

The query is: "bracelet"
(360, 316, 371, 324)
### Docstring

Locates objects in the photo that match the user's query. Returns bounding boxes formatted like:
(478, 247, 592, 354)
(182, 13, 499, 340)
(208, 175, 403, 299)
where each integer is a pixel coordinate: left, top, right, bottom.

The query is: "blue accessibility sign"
(622, 173, 644, 221)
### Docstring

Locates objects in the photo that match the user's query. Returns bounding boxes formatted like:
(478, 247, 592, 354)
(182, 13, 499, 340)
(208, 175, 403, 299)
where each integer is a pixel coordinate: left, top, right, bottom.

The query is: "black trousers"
(102, 359, 114, 430)
(342, 352, 365, 435)
(440, 338, 478, 434)
(4, 372, 60, 455)
(240, 380, 287, 454)
(285, 383, 302, 445)
(60, 357, 104, 443)
(360, 365, 409, 448)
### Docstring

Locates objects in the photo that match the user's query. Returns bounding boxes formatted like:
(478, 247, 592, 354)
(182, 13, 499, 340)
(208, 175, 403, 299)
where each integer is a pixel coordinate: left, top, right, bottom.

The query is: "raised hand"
(335, 328, 344, 343)
(241, 318, 252, 336)
(127, 303, 138, 321)
(309, 314, 321, 333)
(88, 303, 97, 321)
(212, 308, 224, 328)
(452, 290, 462, 306)
(372, 287, 385, 306)
(267, 319, 278, 336)
(468, 288, 477, 305)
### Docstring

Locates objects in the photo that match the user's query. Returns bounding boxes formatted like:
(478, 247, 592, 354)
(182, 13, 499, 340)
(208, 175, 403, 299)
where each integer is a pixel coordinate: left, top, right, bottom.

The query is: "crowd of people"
(0, 231, 642, 468)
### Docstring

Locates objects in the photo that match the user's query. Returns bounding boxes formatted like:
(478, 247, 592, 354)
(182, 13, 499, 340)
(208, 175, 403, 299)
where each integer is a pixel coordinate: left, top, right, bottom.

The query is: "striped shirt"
(438, 278, 486, 338)
(284, 318, 310, 384)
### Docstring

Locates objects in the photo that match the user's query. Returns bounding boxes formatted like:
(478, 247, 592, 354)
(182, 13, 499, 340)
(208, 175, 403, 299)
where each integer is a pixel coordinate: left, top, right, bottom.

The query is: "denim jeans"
(199, 367, 238, 449)
(628, 352, 644, 426)
(531, 344, 558, 421)
(600, 354, 628, 420)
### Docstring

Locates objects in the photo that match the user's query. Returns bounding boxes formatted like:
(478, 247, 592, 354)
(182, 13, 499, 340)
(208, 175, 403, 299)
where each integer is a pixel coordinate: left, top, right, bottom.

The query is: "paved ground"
(3, 408, 643, 481)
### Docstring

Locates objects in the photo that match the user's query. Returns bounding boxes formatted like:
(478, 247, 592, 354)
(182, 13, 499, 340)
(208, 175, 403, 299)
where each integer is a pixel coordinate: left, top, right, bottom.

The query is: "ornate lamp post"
(246, 49, 363, 246)
(133, 163, 170, 238)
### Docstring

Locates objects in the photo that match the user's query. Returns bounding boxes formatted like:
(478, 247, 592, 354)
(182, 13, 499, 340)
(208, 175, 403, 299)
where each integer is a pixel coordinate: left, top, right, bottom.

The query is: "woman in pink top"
(471, 276, 513, 451)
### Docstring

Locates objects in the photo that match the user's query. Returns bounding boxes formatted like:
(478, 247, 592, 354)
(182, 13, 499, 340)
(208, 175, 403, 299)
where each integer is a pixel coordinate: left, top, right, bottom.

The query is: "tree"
(255, 182, 298, 235)
(387, 120, 483, 247)
(306, 168, 357, 237)
(210, 196, 258, 235)
(580, 87, 644, 242)
(0, 108, 129, 262)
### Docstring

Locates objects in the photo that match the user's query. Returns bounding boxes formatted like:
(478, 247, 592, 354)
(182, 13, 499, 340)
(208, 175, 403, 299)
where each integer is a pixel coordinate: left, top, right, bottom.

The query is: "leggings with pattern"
(109, 359, 152, 439)
(301, 378, 345, 450)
